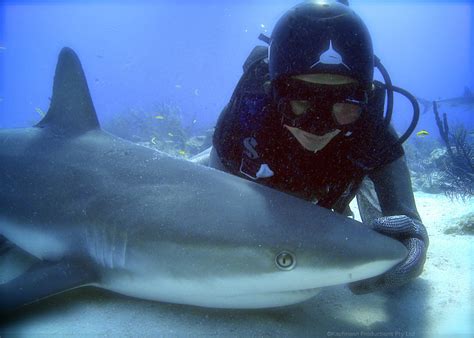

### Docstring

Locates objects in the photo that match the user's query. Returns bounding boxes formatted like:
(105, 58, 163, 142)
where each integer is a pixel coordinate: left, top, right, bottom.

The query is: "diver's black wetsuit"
(211, 46, 421, 221)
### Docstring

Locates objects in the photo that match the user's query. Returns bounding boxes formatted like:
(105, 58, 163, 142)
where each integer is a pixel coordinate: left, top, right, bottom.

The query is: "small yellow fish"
(35, 107, 46, 117)
(151, 137, 157, 145)
(178, 150, 186, 156)
(168, 132, 174, 137)
(416, 130, 429, 137)
(155, 115, 165, 120)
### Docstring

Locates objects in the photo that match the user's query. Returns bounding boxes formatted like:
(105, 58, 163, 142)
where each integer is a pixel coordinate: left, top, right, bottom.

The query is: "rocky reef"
(444, 212, 474, 235)
(103, 103, 213, 158)
(405, 102, 473, 200)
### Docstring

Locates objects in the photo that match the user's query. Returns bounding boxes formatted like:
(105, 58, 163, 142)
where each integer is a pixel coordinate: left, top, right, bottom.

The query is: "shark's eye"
(275, 251, 296, 271)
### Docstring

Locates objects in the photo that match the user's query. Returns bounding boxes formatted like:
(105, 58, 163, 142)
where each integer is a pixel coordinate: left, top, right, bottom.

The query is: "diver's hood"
(269, 1, 374, 90)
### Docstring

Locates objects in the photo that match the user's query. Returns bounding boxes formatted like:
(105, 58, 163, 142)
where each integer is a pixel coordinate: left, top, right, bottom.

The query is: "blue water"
(0, 2, 473, 336)
(0, 0, 472, 138)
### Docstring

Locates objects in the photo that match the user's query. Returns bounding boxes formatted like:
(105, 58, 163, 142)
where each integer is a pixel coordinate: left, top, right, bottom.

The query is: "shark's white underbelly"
(100, 272, 321, 309)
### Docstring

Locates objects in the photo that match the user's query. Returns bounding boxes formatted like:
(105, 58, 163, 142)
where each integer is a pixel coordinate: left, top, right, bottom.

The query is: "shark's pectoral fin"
(0, 258, 98, 313)
(0, 235, 14, 255)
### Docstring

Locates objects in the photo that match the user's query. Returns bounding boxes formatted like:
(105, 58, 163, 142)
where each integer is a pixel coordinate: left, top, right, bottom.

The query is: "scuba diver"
(207, 1, 428, 293)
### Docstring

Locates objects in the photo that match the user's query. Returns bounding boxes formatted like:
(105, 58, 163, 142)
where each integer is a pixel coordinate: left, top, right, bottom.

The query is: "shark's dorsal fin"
(36, 47, 100, 134)
(464, 86, 473, 98)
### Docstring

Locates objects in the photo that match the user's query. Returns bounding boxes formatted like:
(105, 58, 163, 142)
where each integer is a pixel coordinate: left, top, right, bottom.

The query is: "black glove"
(349, 215, 429, 294)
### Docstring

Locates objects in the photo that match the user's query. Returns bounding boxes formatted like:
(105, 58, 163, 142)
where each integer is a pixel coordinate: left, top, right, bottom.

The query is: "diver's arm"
(369, 156, 421, 221)
(209, 147, 227, 171)
(350, 156, 428, 294)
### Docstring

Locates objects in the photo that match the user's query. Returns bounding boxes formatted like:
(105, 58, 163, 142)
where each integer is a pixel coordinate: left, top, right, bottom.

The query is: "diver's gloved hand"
(349, 215, 429, 294)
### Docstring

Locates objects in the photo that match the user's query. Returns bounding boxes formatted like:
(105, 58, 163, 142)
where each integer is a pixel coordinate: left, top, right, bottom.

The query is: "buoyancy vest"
(213, 46, 404, 213)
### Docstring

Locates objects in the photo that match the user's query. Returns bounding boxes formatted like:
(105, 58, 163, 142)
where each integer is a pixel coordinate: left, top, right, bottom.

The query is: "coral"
(103, 103, 212, 158)
(433, 102, 474, 199)
(404, 135, 445, 193)
(444, 212, 474, 235)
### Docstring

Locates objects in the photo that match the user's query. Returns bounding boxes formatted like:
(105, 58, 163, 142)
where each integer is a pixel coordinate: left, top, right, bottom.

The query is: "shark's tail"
(416, 97, 433, 115)
(463, 86, 473, 98)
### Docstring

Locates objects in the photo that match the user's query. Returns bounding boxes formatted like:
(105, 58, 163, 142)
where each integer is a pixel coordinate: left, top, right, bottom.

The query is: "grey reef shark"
(0, 47, 407, 313)
(417, 86, 474, 115)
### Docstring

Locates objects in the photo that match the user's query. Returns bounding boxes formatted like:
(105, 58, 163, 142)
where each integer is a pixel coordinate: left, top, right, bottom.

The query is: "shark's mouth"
(213, 287, 322, 309)
(263, 287, 321, 297)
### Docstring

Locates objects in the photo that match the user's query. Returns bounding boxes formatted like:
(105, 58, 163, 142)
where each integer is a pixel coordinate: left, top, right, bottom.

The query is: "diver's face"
(273, 74, 366, 152)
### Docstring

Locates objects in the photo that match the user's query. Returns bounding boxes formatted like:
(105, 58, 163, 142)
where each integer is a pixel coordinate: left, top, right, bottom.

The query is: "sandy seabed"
(1, 192, 472, 337)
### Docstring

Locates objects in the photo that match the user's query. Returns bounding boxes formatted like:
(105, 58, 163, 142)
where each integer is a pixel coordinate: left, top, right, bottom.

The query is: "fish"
(416, 130, 429, 137)
(154, 115, 165, 120)
(0, 47, 407, 312)
(417, 87, 474, 114)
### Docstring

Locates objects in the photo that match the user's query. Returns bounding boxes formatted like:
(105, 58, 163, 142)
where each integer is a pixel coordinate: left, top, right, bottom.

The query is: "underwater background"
(1, 0, 473, 187)
(0, 0, 472, 134)
(0, 0, 473, 336)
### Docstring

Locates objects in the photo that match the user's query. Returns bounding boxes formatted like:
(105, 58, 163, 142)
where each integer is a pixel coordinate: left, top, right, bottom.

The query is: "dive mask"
(273, 77, 368, 135)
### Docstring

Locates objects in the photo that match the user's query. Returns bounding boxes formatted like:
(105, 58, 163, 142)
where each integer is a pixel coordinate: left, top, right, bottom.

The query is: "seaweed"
(433, 101, 474, 199)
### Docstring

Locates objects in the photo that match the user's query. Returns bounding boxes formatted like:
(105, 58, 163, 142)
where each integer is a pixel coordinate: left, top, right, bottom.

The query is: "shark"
(417, 87, 474, 115)
(0, 47, 407, 312)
